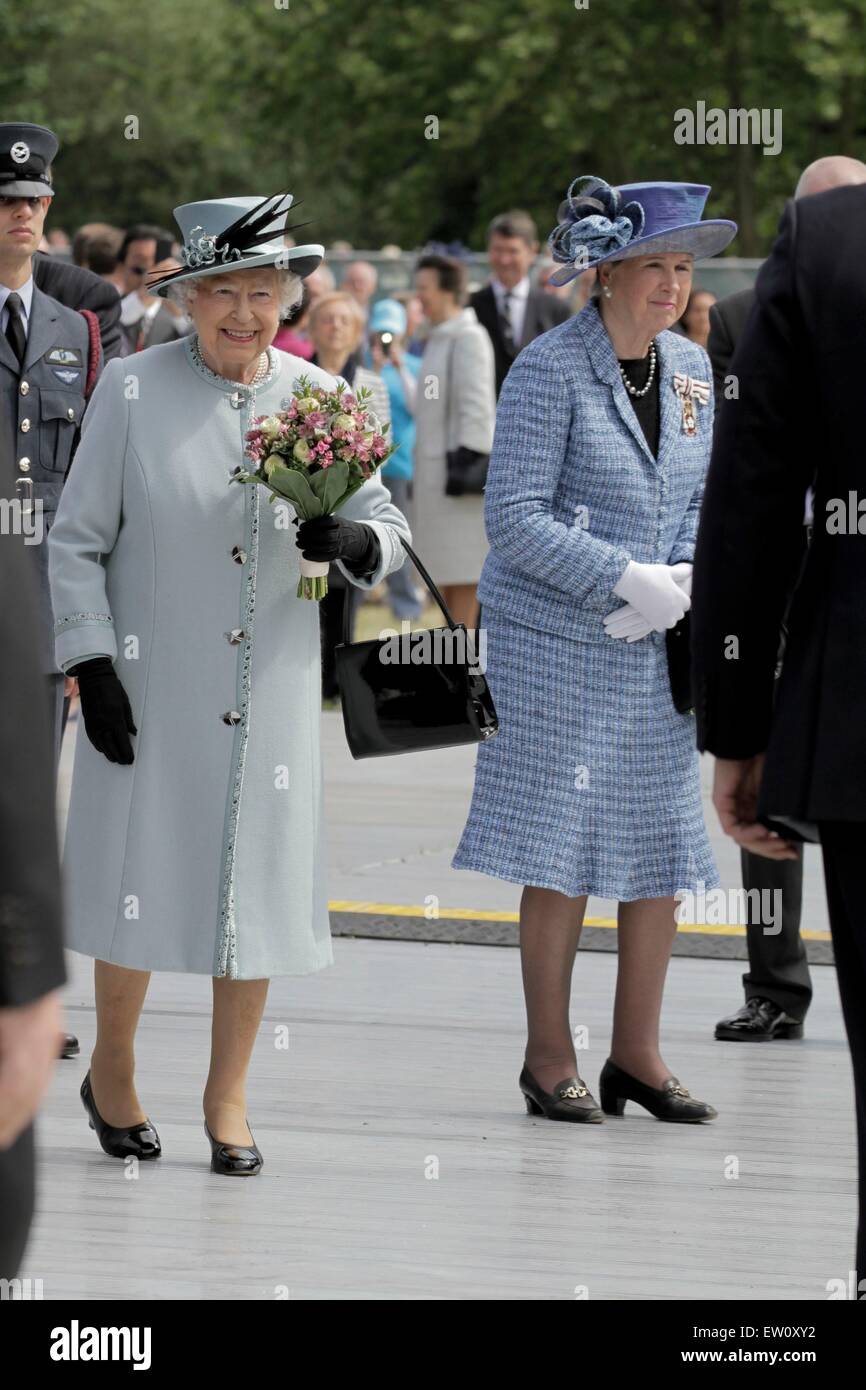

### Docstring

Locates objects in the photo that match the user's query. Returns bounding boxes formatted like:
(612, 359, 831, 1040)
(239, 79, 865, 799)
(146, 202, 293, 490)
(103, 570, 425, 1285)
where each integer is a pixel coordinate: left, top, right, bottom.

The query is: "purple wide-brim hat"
(547, 177, 737, 286)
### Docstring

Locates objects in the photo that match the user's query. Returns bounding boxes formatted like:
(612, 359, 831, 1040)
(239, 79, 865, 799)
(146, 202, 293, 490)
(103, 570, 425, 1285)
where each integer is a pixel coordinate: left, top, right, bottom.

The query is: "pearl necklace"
(619, 341, 657, 397)
(191, 334, 270, 388)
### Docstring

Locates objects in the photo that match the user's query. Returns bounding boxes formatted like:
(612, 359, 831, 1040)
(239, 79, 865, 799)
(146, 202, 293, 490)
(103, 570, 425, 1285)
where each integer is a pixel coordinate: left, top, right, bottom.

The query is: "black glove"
(68, 656, 137, 765)
(295, 515, 380, 577)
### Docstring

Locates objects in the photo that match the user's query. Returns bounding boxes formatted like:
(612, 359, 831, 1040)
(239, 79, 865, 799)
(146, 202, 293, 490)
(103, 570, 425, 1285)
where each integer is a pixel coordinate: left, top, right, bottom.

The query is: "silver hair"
(166, 266, 304, 317)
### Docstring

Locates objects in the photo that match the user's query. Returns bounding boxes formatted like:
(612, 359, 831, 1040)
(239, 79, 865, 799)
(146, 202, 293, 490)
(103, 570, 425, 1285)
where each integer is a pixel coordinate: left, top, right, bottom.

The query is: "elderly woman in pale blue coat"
(453, 177, 737, 1126)
(48, 195, 410, 1175)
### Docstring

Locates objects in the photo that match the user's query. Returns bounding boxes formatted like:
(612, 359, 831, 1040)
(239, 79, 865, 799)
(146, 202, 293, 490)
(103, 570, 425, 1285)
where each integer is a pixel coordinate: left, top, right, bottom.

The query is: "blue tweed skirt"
(452, 610, 719, 900)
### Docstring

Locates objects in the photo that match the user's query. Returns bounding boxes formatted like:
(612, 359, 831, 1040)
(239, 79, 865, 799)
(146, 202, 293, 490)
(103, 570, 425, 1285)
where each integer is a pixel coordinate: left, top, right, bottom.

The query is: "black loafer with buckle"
(599, 1058, 717, 1122)
(519, 1064, 604, 1123)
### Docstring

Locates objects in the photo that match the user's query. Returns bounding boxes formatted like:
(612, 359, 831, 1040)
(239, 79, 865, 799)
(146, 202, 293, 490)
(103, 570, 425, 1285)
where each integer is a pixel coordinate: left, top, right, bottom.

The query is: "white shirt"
(490, 274, 530, 347)
(0, 276, 35, 338)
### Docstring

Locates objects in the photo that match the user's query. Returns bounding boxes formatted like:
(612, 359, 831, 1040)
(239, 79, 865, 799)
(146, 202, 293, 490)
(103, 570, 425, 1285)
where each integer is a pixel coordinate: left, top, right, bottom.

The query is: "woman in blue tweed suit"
(453, 176, 737, 1124)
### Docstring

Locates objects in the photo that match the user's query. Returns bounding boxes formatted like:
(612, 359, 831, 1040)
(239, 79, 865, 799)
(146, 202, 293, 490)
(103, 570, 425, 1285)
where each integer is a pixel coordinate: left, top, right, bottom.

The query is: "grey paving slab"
(24, 938, 856, 1301)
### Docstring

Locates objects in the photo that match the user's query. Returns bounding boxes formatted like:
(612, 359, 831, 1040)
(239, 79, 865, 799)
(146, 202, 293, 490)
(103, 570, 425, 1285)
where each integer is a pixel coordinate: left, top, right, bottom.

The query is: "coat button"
(230, 545, 247, 564)
(221, 710, 242, 726)
(18, 457, 31, 472)
(67, 406, 76, 420)
(225, 629, 246, 644)
(20, 418, 30, 432)
(19, 380, 29, 395)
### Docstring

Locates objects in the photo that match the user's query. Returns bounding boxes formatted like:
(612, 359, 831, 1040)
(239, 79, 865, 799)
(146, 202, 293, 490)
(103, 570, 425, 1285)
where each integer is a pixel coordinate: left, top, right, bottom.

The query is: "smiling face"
(0, 195, 51, 273)
(487, 232, 537, 290)
(189, 267, 281, 382)
(600, 251, 694, 338)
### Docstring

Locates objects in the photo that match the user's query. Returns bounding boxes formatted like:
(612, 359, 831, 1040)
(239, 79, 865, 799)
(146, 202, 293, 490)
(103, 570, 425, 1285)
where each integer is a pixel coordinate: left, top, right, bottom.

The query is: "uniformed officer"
(0, 122, 102, 753)
(0, 122, 102, 1063)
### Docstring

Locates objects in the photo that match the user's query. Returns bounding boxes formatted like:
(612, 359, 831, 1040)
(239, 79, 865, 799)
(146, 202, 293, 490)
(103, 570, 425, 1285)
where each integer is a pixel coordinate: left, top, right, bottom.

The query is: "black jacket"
(707, 287, 754, 403)
(470, 283, 572, 396)
(32, 252, 124, 362)
(692, 184, 866, 821)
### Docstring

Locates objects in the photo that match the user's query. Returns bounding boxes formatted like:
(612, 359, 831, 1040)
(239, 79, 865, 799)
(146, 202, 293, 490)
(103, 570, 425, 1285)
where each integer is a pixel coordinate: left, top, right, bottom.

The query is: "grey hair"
(166, 266, 304, 317)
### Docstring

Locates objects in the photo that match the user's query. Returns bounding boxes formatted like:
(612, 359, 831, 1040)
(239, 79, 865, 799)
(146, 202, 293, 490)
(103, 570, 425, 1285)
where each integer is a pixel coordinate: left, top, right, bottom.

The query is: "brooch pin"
(672, 372, 711, 437)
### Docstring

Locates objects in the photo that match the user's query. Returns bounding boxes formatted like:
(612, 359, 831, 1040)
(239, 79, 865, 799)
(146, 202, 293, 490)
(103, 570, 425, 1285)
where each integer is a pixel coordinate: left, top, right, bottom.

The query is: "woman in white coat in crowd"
(48, 194, 410, 1175)
(411, 253, 496, 629)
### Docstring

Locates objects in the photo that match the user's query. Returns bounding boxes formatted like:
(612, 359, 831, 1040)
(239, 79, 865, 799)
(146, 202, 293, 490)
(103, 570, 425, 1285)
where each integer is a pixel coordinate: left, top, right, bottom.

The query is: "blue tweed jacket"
(477, 299, 714, 641)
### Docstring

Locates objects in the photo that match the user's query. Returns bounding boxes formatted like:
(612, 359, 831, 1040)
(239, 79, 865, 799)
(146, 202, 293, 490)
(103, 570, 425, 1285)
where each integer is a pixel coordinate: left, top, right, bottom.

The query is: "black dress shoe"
(599, 1059, 717, 1122)
(60, 1033, 80, 1059)
(80, 1071, 161, 1159)
(715, 996, 804, 1042)
(204, 1120, 263, 1175)
(519, 1064, 604, 1123)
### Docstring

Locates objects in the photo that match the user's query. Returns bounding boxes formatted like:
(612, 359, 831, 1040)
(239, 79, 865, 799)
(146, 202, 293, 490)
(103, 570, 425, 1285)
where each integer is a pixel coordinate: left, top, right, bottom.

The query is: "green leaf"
(267, 463, 323, 518)
(319, 457, 351, 512)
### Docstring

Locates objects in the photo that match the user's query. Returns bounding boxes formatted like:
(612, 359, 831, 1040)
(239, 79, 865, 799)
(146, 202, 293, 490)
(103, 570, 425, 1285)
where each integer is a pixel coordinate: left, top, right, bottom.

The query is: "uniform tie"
(4, 291, 26, 366)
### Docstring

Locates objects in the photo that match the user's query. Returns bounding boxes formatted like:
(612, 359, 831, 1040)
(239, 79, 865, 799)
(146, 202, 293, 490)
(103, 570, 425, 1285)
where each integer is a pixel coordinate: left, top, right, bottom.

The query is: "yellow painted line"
(328, 901, 831, 942)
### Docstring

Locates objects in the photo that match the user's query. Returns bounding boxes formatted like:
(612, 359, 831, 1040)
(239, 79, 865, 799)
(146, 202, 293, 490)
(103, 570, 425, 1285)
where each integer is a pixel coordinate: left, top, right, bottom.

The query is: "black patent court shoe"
(204, 1120, 263, 1176)
(519, 1064, 604, 1123)
(599, 1059, 717, 1122)
(81, 1070, 161, 1159)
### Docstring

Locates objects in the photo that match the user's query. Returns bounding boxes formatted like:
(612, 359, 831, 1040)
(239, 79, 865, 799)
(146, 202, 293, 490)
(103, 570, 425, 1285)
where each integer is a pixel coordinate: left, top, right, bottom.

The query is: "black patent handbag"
(334, 539, 499, 758)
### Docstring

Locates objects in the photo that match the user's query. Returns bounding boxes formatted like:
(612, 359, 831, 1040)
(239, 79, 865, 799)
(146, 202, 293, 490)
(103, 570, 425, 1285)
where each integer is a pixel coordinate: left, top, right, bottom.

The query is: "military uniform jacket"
(0, 284, 102, 671)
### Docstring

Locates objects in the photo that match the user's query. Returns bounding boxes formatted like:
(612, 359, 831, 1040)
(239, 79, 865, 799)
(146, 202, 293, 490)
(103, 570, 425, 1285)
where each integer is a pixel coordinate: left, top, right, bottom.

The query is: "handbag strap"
(341, 536, 462, 646)
(443, 333, 456, 452)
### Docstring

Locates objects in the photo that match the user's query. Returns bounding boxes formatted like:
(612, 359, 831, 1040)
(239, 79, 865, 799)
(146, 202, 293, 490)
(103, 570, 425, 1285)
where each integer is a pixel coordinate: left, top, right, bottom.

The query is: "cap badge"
(10, 142, 30, 164)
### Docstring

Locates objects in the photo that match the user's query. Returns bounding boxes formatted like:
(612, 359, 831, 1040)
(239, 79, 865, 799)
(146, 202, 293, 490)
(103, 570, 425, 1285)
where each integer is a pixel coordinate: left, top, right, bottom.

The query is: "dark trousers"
(740, 848, 811, 1020)
(0, 1123, 36, 1280)
(2, 679, 72, 1281)
(819, 822, 866, 1285)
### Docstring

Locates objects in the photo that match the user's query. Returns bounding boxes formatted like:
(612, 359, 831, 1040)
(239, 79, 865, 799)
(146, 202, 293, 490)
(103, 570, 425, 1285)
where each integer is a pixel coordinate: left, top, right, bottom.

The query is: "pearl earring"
(603, 285, 612, 299)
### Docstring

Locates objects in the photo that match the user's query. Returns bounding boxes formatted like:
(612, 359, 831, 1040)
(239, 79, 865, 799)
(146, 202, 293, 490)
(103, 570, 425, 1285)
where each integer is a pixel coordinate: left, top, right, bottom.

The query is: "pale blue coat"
(48, 339, 410, 978)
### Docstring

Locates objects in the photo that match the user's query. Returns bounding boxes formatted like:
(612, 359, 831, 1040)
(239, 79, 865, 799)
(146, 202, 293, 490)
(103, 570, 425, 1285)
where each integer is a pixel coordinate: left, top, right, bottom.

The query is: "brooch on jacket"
(672, 372, 711, 436)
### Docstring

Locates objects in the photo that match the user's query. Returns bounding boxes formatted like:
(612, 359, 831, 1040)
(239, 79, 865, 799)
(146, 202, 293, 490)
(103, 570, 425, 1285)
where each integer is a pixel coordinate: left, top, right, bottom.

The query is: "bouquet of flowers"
(233, 374, 394, 598)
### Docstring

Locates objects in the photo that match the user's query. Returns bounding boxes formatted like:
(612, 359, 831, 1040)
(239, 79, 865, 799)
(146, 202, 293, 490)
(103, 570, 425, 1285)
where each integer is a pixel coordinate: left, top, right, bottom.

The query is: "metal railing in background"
(323, 252, 764, 305)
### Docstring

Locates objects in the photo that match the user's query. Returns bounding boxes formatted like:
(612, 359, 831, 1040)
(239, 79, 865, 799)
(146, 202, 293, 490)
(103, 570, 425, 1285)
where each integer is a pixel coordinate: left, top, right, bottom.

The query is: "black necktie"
(4, 291, 26, 366)
(498, 290, 516, 357)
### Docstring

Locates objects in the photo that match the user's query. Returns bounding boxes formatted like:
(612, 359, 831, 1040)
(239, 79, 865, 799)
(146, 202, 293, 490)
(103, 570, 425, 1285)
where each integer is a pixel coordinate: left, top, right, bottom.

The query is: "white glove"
(608, 560, 691, 635)
(603, 603, 654, 642)
(604, 563, 693, 641)
(669, 561, 693, 598)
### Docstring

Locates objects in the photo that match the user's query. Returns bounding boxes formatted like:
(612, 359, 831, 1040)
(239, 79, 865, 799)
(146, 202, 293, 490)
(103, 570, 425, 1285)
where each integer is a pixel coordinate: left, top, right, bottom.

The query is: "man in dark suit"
(470, 209, 572, 396)
(692, 180, 866, 1284)
(32, 249, 123, 361)
(708, 155, 866, 1045)
(0, 524, 66, 1279)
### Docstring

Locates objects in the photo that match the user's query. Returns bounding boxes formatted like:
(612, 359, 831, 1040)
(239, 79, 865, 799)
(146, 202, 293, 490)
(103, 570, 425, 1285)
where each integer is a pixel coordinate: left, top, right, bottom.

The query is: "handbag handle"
(341, 536, 463, 646)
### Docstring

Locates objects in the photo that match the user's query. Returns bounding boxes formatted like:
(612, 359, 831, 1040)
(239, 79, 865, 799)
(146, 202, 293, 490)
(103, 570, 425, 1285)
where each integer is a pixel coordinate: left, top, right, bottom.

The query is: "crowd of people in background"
(35, 208, 717, 677)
